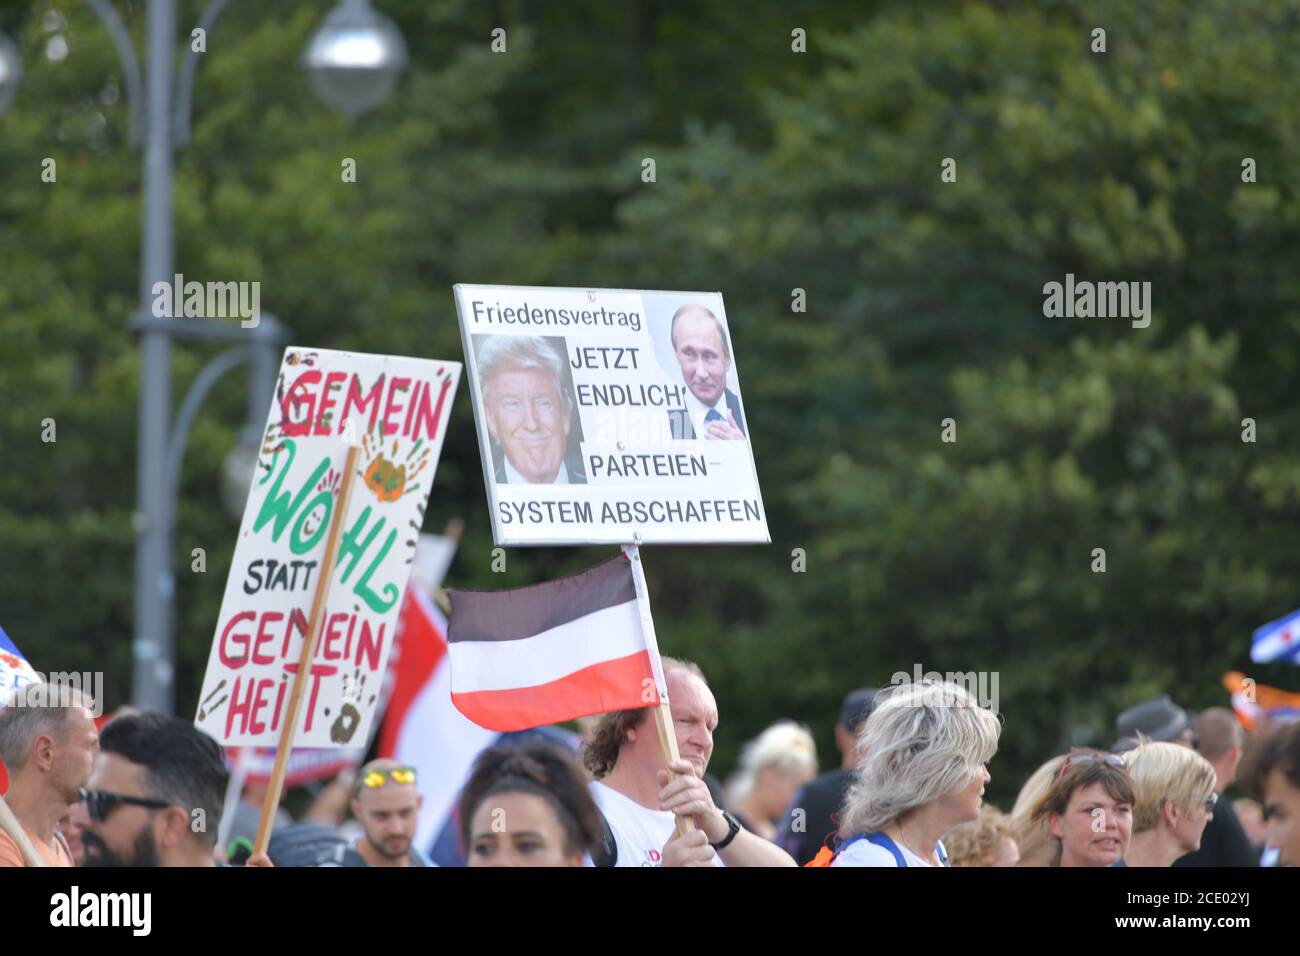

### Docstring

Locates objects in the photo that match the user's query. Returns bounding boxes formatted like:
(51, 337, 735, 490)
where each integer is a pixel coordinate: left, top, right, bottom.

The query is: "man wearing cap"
(1112, 695, 1197, 753)
(775, 688, 877, 865)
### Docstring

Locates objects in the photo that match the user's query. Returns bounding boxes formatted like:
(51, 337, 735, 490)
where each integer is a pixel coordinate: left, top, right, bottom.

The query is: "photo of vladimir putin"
(665, 304, 747, 441)
(477, 335, 586, 485)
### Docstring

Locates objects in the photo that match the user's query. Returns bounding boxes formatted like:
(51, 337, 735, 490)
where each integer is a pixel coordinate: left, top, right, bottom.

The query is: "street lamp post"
(0, 29, 21, 116)
(0, 0, 409, 714)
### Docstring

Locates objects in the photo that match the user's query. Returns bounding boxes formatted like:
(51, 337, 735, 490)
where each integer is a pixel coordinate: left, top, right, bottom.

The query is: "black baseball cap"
(839, 688, 878, 732)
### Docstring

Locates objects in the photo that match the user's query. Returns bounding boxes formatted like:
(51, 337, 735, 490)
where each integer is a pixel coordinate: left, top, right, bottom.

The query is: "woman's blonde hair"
(837, 680, 1001, 838)
(945, 805, 1015, 867)
(1126, 740, 1217, 832)
(1009, 754, 1066, 867)
(726, 720, 818, 805)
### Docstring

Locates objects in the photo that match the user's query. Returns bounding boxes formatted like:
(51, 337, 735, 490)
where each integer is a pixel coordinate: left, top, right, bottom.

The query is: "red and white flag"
(378, 583, 497, 853)
(447, 554, 664, 731)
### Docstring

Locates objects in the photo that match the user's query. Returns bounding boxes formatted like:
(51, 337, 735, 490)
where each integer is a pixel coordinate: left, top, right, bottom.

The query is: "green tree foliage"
(1, 1, 1297, 801)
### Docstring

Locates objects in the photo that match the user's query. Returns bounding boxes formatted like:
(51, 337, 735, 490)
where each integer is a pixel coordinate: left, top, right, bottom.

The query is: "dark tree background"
(2, 0, 1298, 805)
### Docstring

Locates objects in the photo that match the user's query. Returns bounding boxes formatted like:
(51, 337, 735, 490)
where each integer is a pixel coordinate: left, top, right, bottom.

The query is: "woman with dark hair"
(1031, 750, 1135, 867)
(459, 741, 603, 867)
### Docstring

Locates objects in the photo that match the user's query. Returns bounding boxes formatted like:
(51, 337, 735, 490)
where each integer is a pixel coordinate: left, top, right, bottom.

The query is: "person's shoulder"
(589, 780, 620, 812)
(830, 838, 901, 868)
(590, 780, 637, 815)
(0, 830, 24, 867)
(408, 845, 436, 867)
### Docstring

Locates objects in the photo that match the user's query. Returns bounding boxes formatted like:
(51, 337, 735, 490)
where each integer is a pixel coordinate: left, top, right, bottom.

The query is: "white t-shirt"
(590, 781, 724, 867)
(831, 835, 947, 867)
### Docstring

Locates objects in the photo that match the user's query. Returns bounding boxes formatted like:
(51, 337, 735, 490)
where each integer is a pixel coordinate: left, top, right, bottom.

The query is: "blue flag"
(0, 625, 41, 706)
(1251, 607, 1300, 665)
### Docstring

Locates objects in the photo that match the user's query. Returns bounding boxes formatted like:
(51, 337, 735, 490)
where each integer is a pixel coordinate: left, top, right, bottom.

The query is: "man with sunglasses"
(349, 759, 430, 867)
(0, 683, 98, 867)
(81, 712, 228, 867)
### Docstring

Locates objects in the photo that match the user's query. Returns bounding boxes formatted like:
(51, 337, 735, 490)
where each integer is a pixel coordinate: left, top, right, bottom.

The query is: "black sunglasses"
(79, 788, 171, 823)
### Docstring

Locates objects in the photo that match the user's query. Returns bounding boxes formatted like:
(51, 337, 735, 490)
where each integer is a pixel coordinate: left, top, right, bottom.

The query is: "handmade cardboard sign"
(196, 347, 460, 748)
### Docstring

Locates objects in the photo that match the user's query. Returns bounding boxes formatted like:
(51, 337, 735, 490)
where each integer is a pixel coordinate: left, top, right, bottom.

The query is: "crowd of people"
(0, 662, 1296, 868)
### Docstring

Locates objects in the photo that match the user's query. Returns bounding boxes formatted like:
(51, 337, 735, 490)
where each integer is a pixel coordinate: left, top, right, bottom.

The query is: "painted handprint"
(359, 433, 429, 503)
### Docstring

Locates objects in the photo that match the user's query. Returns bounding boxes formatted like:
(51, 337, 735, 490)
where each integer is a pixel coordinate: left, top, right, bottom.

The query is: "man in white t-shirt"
(583, 658, 795, 867)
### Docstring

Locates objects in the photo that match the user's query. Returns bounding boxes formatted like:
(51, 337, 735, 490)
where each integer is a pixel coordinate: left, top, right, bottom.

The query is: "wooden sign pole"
(623, 543, 694, 837)
(253, 444, 361, 856)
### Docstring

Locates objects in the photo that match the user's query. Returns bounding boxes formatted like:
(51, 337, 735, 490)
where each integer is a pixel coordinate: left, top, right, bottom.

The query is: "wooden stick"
(253, 444, 361, 856)
(623, 544, 694, 836)
(652, 701, 694, 837)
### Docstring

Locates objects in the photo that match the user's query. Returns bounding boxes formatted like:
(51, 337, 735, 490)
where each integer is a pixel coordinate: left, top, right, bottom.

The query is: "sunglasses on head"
(1056, 752, 1126, 781)
(79, 788, 171, 823)
(361, 767, 416, 789)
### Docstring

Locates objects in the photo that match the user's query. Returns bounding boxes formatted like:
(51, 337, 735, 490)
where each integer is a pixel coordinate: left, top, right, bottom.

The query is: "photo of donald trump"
(476, 335, 587, 484)
(665, 304, 747, 441)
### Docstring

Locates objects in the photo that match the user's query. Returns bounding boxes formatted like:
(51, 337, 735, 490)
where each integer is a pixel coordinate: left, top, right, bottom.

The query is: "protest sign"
(195, 347, 460, 748)
(453, 284, 769, 546)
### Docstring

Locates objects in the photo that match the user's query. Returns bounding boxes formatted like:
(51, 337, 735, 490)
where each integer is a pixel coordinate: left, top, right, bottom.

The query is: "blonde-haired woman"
(1124, 741, 1218, 867)
(725, 721, 818, 841)
(829, 680, 1001, 867)
(944, 805, 1020, 866)
(1009, 754, 1066, 867)
(1031, 750, 1134, 867)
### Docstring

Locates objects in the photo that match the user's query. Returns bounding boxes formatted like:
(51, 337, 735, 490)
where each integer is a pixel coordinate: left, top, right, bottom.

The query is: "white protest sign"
(196, 347, 461, 747)
(453, 284, 768, 546)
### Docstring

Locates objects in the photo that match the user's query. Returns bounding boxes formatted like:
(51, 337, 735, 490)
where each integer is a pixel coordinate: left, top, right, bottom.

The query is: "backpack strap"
(865, 832, 908, 867)
(806, 832, 867, 867)
(590, 808, 618, 867)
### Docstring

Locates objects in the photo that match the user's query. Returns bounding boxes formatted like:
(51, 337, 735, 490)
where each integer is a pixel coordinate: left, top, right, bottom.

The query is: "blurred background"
(1, 0, 1298, 807)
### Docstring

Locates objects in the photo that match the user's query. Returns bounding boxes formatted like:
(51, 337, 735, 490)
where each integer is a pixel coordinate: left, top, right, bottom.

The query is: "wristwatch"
(709, 809, 742, 850)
